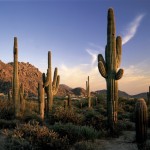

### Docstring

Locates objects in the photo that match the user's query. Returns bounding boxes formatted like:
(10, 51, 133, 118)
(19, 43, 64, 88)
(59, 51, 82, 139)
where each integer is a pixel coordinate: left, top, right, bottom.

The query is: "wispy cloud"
(122, 13, 145, 45)
(86, 49, 98, 65)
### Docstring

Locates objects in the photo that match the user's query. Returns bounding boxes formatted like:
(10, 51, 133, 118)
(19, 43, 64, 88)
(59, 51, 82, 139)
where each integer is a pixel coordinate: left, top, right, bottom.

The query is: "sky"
(0, 0, 150, 95)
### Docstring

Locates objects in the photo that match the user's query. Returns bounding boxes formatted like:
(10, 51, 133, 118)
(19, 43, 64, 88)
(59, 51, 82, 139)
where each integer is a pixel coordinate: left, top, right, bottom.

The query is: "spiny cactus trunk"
(13, 37, 20, 118)
(135, 98, 148, 150)
(107, 78, 118, 128)
(67, 94, 71, 109)
(98, 8, 124, 132)
(86, 76, 91, 108)
(47, 51, 52, 113)
(38, 83, 45, 120)
(147, 86, 150, 106)
(20, 83, 25, 114)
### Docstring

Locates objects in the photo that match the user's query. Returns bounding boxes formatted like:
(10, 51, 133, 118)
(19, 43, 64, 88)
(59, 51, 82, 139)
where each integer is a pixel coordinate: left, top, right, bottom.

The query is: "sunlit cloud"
(59, 63, 106, 91)
(122, 13, 145, 45)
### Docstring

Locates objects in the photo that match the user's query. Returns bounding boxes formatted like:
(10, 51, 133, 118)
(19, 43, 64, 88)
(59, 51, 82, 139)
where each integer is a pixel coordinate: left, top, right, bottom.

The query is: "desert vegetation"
(0, 8, 149, 150)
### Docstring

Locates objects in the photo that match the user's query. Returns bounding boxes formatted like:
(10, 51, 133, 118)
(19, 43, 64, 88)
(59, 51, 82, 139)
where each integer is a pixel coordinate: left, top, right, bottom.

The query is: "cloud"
(86, 49, 98, 65)
(122, 14, 145, 45)
(59, 62, 106, 91)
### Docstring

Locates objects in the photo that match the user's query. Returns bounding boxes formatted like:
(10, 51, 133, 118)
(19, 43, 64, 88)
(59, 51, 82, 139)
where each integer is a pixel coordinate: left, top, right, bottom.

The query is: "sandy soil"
(95, 131, 138, 150)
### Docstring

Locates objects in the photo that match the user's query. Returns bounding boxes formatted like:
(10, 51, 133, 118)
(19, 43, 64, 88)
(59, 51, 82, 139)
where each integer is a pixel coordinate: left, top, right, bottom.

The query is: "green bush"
(49, 107, 83, 125)
(83, 110, 107, 131)
(50, 122, 100, 144)
(5, 121, 69, 150)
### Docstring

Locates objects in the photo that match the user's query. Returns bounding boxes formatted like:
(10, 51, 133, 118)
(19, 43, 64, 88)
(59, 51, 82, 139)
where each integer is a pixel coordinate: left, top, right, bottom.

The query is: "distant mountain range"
(0, 60, 148, 99)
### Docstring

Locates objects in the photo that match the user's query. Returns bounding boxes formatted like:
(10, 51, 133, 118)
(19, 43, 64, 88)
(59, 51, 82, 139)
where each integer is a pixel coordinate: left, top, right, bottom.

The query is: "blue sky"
(0, 0, 150, 94)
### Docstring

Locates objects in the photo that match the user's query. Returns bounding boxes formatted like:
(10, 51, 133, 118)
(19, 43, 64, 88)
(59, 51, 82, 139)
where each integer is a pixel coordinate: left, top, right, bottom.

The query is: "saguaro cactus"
(86, 76, 91, 108)
(38, 83, 45, 120)
(13, 37, 20, 117)
(147, 86, 150, 106)
(38, 70, 50, 120)
(97, 8, 124, 131)
(67, 94, 72, 109)
(135, 98, 148, 149)
(45, 51, 60, 113)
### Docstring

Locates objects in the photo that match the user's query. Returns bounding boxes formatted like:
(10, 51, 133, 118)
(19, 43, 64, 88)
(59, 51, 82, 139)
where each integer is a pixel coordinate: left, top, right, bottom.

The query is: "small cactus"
(135, 98, 148, 149)
(38, 83, 45, 120)
(64, 100, 67, 110)
(8, 89, 12, 101)
(20, 83, 25, 114)
(67, 94, 72, 109)
(147, 86, 150, 106)
(86, 76, 91, 108)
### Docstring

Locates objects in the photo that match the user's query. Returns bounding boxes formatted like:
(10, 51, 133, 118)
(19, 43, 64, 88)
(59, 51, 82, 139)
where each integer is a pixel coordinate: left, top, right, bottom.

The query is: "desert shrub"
(5, 121, 69, 150)
(94, 104, 107, 116)
(0, 100, 15, 120)
(75, 98, 88, 109)
(49, 107, 83, 125)
(50, 122, 100, 144)
(0, 119, 19, 129)
(25, 100, 39, 113)
(21, 111, 43, 124)
(5, 137, 31, 150)
(83, 110, 107, 131)
(117, 120, 135, 131)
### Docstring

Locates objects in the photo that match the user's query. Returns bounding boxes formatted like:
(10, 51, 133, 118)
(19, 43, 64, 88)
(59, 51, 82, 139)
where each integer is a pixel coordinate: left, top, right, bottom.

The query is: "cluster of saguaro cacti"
(147, 86, 150, 106)
(38, 51, 60, 118)
(135, 98, 148, 149)
(43, 51, 60, 114)
(12, 37, 20, 117)
(98, 8, 124, 131)
(86, 76, 91, 108)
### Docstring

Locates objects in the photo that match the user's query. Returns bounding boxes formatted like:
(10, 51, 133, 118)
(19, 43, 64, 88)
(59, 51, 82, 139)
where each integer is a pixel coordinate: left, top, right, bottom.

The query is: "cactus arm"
(98, 61, 107, 78)
(116, 36, 122, 68)
(98, 54, 107, 78)
(115, 68, 124, 80)
(53, 75, 60, 95)
(44, 69, 50, 87)
(52, 67, 58, 89)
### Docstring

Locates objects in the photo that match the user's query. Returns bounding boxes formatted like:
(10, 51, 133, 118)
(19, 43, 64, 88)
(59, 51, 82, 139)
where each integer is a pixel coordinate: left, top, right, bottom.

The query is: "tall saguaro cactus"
(13, 37, 20, 117)
(135, 98, 148, 149)
(45, 51, 60, 113)
(98, 8, 124, 131)
(86, 76, 91, 108)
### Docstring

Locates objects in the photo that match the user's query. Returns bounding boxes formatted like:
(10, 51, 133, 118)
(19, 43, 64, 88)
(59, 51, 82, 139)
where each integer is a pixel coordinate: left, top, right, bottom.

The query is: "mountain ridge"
(0, 60, 148, 99)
